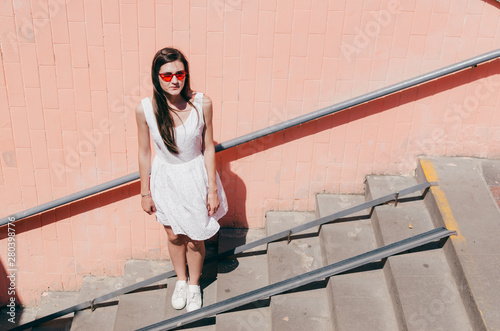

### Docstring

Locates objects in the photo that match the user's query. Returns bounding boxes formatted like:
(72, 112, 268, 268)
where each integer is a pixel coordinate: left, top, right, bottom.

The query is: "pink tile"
(10, 107, 31, 148)
(16, 147, 36, 186)
(257, 11, 276, 58)
(287, 57, 306, 101)
(190, 7, 207, 55)
(58, 89, 77, 130)
(240, 35, 257, 80)
(207, 32, 224, 77)
(138, 0, 155, 28)
(319, 57, 339, 102)
(280, 141, 298, 181)
(103, 24, 123, 70)
(173, 0, 190, 31)
(173, 30, 190, 55)
(445, 12, 465, 37)
(3, 62, 25, 107)
(410, 10, 431, 36)
(102, 0, 119, 23)
(241, 0, 259, 35)
(3, 168, 22, 206)
(309, 0, 328, 33)
(290, 10, 310, 57)
(53, 44, 74, 88)
(294, 161, 311, 199)
(224, 10, 241, 57)
(68, 21, 89, 68)
(84, 0, 104, 46)
(39, 65, 59, 109)
(466, 0, 484, 15)
(44, 109, 63, 149)
(390, 12, 415, 58)
(238, 80, 255, 124)
(343, 2, 363, 35)
(88, 46, 107, 91)
(73, 68, 91, 111)
(207, 0, 224, 32)
(255, 58, 273, 102)
(0, 16, 20, 62)
(35, 168, 53, 204)
(66, 0, 85, 22)
(272, 34, 291, 78)
(275, 0, 294, 33)
(48, 1, 69, 43)
(48, 148, 67, 187)
(192, 0, 207, 7)
(323, 12, 344, 59)
(19, 43, 40, 88)
(305, 34, 325, 80)
(302, 80, 320, 114)
(112, 152, 128, 177)
(222, 57, 240, 101)
(0, 0, 13, 16)
(120, 3, 139, 52)
(475, 37, 494, 56)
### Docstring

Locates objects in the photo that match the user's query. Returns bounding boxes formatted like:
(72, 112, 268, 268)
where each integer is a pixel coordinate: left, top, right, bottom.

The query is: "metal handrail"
(10, 181, 432, 330)
(2, 48, 500, 226)
(138, 227, 456, 331)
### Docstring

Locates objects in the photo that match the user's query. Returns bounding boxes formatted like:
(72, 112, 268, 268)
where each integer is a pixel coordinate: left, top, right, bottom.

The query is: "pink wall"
(1, 0, 500, 306)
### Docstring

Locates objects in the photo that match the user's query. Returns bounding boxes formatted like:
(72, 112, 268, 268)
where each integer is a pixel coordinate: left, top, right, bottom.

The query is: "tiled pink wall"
(1, 0, 500, 306)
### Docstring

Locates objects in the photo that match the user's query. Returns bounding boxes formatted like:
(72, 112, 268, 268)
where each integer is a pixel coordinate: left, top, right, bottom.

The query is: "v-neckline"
(174, 107, 194, 129)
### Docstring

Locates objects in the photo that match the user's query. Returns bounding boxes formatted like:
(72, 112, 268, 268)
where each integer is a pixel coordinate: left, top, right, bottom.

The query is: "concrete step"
(113, 260, 170, 331)
(316, 194, 400, 331)
(416, 157, 500, 330)
(32, 291, 79, 331)
(266, 211, 333, 330)
(216, 228, 271, 331)
(366, 175, 472, 331)
(70, 275, 122, 331)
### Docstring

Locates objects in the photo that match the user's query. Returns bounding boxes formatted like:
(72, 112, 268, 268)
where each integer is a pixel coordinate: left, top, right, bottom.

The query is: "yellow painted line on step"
(420, 159, 464, 242)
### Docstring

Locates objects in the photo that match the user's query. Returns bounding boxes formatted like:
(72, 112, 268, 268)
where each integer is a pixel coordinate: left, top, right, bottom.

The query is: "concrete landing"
(32, 291, 78, 331)
(71, 276, 122, 331)
(418, 157, 500, 331)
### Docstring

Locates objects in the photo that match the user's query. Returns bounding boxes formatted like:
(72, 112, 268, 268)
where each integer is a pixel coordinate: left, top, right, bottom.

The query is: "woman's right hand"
(141, 196, 157, 215)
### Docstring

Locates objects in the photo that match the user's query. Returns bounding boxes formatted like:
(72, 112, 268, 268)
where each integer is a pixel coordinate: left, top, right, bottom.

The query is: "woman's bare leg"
(186, 239, 205, 285)
(164, 226, 188, 281)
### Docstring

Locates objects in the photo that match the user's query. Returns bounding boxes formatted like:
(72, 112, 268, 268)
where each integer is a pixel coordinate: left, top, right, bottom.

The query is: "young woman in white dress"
(136, 47, 228, 312)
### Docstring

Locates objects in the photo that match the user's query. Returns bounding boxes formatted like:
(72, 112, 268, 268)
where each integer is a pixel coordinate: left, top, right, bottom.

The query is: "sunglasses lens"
(176, 72, 186, 81)
(159, 73, 173, 82)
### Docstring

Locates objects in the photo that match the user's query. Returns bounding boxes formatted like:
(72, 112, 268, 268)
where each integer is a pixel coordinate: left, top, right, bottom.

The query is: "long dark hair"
(151, 47, 195, 154)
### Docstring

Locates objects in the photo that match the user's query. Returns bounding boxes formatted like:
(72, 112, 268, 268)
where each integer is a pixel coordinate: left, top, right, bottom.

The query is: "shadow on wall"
(217, 58, 500, 228)
(0, 181, 141, 240)
(483, 0, 500, 9)
(2, 57, 500, 235)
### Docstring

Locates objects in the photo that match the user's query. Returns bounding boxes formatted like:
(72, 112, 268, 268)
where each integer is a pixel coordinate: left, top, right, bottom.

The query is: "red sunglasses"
(159, 70, 187, 82)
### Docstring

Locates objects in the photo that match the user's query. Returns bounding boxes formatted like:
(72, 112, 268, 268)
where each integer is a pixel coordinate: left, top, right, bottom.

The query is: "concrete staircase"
(11, 157, 500, 330)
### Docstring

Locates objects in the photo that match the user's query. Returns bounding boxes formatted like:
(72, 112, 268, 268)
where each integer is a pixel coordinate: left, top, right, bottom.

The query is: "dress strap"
(193, 92, 204, 123)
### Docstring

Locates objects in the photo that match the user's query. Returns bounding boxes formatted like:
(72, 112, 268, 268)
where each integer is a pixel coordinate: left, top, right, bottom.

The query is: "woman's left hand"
(207, 189, 220, 216)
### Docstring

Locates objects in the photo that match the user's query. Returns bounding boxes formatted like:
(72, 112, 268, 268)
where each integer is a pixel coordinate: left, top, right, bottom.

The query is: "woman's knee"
(165, 227, 185, 245)
(186, 240, 204, 252)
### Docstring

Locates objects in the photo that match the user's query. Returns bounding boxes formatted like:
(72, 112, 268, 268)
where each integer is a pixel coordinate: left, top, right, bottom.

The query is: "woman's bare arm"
(201, 95, 220, 216)
(136, 101, 156, 214)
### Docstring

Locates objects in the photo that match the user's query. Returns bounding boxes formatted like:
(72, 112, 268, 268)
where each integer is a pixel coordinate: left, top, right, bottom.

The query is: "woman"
(136, 47, 228, 312)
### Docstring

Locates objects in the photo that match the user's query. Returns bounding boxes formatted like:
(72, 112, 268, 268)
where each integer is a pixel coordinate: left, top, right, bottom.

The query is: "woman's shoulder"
(136, 97, 153, 115)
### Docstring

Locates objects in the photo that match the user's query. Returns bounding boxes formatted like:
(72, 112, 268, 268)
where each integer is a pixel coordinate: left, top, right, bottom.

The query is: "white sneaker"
(171, 280, 187, 310)
(186, 285, 202, 312)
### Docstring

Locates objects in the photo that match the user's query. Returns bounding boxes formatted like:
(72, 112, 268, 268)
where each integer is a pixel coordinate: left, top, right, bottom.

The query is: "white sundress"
(141, 92, 228, 240)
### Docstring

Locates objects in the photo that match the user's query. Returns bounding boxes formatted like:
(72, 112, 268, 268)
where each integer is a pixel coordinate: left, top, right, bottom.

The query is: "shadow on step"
(170, 316, 216, 330)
